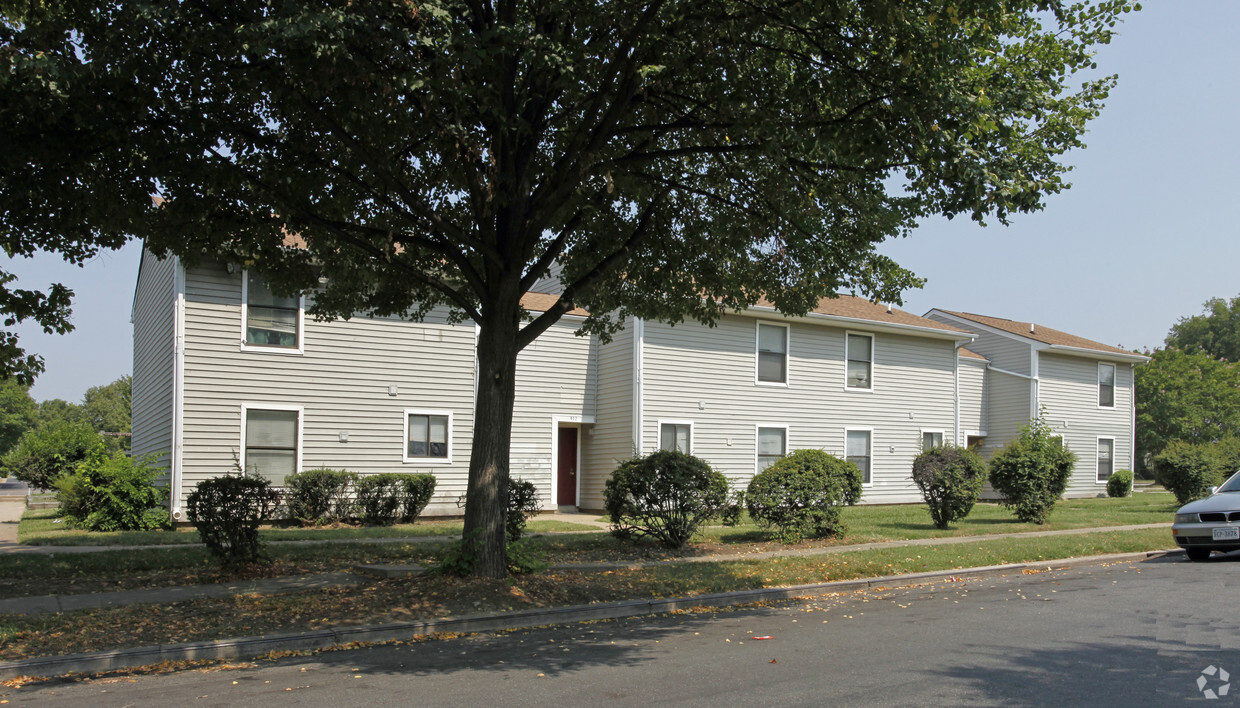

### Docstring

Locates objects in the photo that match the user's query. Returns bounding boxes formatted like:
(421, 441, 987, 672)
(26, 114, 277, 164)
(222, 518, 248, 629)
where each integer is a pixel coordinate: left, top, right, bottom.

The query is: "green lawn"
(17, 509, 599, 546)
(0, 526, 1174, 662)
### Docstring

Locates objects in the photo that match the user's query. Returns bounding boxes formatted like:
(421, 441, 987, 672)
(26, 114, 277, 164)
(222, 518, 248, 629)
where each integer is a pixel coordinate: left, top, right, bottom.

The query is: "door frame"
(550, 415, 594, 507)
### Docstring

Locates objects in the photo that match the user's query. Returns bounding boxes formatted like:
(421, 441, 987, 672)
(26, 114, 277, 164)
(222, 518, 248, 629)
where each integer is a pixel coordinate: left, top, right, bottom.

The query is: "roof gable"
(933, 310, 1133, 357)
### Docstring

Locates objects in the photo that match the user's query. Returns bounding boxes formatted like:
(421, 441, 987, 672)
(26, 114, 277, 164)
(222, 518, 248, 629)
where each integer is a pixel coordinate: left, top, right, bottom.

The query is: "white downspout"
(171, 257, 186, 520)
(632, 317, 645, 455)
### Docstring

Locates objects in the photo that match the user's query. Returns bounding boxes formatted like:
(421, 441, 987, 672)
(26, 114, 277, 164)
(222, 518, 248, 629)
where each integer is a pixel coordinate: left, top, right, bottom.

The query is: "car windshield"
(1218, 471, 1240, 493)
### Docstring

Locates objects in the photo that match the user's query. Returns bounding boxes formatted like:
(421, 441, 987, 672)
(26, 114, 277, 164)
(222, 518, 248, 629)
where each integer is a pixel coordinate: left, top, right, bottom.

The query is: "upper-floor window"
(1096, 438, 1114, 482)
(756, 323, 789, 384)
(660, 422, 692, 454)
(846, 429, 872, 484)
(242, 405, 300, 484)
(922, 431, 944, 452)
(846, 333, 873, 390)
(757, 426, 787, 472)
(1098, 363, 1116, 408)
(405, 410, 451, 463)
(244, 271, 302, 351)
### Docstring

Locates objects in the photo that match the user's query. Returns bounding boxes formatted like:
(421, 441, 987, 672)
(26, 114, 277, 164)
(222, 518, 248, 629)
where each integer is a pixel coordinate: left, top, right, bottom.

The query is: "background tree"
(1135, 348, 1240, 470)
(81, 375, 131, 451)
(0, 378, 36, 457)
(1166, 295, 1240, 362)
(1, 0, 1136, 576)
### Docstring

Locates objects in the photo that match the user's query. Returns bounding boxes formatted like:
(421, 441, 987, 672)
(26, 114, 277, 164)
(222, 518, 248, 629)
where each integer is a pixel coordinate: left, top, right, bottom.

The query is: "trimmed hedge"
(399, 474, 437, 523)
(1106, 469, 1134, 498)
(604, 450, 729, 549)
(355, 474, 406, 526)
(911, 445, 986, 529)
(746, 449, 863, 543)
(283, 468, 356, 524)
(186, 474, 282, 565)
(1155, 441, 1222, 505)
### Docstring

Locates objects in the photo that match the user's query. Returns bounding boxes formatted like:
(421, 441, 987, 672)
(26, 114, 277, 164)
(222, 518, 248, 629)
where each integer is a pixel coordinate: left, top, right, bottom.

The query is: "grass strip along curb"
(0, 548, 1181, 681)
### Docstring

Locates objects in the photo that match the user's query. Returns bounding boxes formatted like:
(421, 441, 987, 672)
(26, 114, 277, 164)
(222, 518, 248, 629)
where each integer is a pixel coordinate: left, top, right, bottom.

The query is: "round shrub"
(187, 474, 282, 565)
(745, 449, 863, 543)
(1154, 441, 1222, 505)
(1106, 469, 1134, 498)
(911, 445, 986, 529)
(355, 473, 406, 526)
(988, 416, 1076, 524)
(604, 450, 729, 549)
(399, 473, 437, 524)
(55, 450, 171, 531)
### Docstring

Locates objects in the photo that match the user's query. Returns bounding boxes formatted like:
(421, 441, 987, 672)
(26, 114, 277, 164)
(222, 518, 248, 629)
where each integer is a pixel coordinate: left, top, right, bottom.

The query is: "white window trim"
(403, 409, 454, 464)
(657, 419, 695, 455)
(1097, 362, 1116, 410)
(754, 321, 791, 387)
(1096, 436, 1116, 484)
(844, 331, 875, 392)
(240, 268, 306, 355)
(754, 423, 790, 474)
(845, 427, 875, 487)
(239, 403, 304, 483)
(920, 429, 946, 452)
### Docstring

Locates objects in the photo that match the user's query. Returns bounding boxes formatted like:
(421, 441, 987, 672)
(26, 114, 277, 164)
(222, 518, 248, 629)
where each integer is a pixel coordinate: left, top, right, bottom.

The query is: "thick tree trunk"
(462, 311, 521, 578)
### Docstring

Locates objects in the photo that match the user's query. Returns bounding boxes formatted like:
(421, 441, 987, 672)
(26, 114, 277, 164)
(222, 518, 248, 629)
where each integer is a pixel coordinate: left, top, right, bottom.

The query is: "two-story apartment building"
(132, 251, 1144, 519)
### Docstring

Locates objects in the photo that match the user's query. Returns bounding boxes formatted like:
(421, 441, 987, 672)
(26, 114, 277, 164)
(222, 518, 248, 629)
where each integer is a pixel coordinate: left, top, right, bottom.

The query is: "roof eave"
(1043, 344, 1150, 363)
(746, 305, 974, 341)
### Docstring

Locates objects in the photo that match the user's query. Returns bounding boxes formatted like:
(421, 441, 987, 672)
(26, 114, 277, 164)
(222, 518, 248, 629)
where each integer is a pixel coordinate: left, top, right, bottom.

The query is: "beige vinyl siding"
(131, 250, 178, 469)
(528, 262, 566, 294)
(1037, 352, 1134, 494)
(179, 261, 477, 514)
(512, 317, 598, 507)
(639, 314, 959, 504)
(958, 358, 988, 439)
(980, 368, 1032, 461)
(925, 312, 1032, 376)
(579, 320, 634, 510)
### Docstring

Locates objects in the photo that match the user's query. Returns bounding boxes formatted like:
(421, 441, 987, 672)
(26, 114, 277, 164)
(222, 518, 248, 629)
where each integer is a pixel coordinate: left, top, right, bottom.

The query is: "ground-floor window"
(966, 435, 985, 451)
(846, 429, 872, 484)
(756, 426, 787, 472)
(659, 421, 693, 454)
(922, 430, 944, 452)
(405, 410, 452, 463)
(1097, 438, 1114, 482)
(243, 406, 300, 483)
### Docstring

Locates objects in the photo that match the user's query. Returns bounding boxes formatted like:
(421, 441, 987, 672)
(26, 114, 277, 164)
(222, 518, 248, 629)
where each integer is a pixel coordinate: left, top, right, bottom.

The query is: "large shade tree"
(2, 0, 1135, 576)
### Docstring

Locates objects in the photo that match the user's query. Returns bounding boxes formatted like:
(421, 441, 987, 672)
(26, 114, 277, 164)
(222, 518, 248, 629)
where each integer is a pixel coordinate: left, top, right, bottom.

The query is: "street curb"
(0, 548, 1181, 680)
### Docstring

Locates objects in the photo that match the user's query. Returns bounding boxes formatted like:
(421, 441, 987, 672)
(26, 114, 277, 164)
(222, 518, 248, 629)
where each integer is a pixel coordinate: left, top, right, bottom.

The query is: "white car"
(1172, 471, 1240, 561)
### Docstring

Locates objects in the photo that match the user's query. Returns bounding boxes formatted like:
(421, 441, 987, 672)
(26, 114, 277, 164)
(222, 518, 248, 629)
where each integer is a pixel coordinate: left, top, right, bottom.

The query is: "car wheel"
(1186, 548, 1213, 562)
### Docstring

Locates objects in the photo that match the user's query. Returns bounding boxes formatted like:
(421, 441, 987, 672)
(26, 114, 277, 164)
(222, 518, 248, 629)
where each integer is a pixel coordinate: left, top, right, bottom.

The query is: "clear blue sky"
(3, 1, 1236, 403)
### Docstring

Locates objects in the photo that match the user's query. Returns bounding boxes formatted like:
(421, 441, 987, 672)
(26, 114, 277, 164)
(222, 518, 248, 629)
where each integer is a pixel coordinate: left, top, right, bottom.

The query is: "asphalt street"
(6, 553, 1239, 706)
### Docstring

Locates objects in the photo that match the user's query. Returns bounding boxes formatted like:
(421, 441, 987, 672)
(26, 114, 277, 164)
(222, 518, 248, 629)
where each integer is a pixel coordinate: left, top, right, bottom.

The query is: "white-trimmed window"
(242, 270, 303, 352)
(241, 404, 302, 484)
(846, 333, 873, 390)
(1098, 363, 1116, 408)
(756, 322, 789, 385)
(846, 428, 872, 484)
(404, 409, 452, 463)
(922, 431, 944, 452)
(659, 421, 693, 454)
(1097, 437, 1115, 482)
(756, 426, 788, 472)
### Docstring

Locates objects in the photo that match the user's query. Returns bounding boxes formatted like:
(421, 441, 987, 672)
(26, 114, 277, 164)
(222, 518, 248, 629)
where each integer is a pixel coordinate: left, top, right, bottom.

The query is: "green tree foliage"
(911, 445, 987, 529)
(1166, 295, 1240, 362)
(988, 414, 1077, 524)
(1134, 348, 1240, 469)
(745, 449, 863, 543)
(1, 420, 102, 490)
(81, 375, 131, 450)
(1, 0, 1136, 575)
(34, 398, 86, 429)
(0, 378, 36, 457)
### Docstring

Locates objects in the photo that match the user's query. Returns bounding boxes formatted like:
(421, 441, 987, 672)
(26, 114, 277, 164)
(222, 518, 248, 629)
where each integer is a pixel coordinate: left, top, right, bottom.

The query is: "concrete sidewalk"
(0, 521, 1168, 618)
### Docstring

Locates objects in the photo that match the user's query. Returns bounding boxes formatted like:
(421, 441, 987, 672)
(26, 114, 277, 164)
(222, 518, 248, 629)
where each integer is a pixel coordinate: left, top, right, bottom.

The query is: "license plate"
(1213, 527, 1240, 541)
